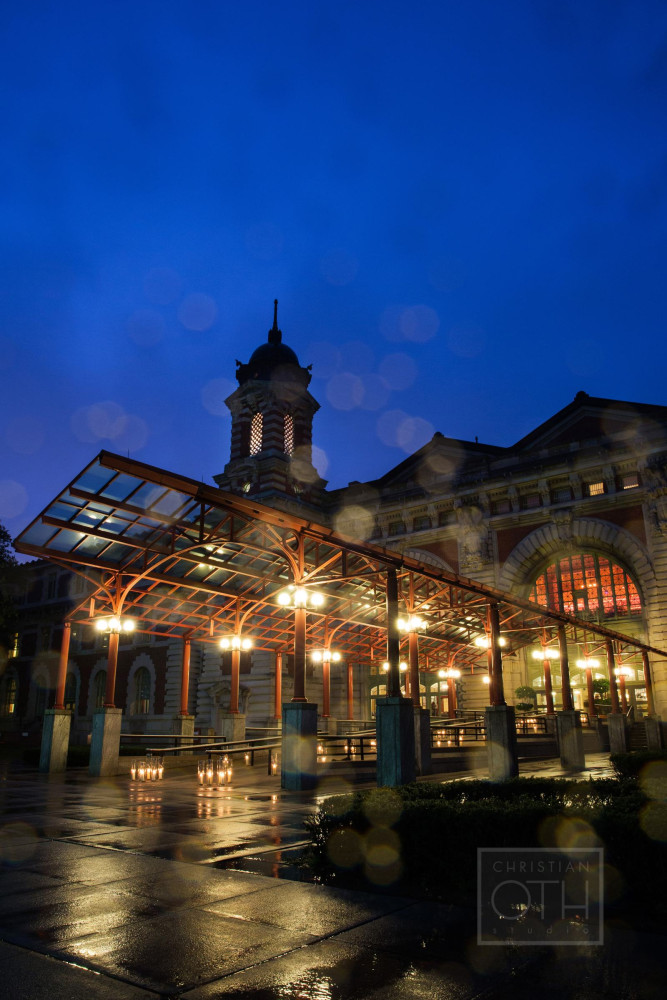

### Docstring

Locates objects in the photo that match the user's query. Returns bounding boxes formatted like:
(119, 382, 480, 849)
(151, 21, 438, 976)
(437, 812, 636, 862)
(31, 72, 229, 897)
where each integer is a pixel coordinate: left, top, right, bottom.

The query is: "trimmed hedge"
(304, 777, 667, 917)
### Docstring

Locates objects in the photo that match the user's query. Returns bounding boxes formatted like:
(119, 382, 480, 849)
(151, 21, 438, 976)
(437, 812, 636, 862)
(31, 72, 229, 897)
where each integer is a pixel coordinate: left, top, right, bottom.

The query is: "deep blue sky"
(2, 1, 667, 544)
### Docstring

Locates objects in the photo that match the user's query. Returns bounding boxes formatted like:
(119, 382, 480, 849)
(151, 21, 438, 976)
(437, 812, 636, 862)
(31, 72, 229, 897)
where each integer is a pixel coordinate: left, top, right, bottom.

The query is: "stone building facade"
(3, 310, 666, 738)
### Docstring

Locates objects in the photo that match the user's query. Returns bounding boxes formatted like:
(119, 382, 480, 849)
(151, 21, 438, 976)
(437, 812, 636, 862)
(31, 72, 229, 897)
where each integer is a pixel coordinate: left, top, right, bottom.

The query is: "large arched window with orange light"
(529, 554, 642, 618)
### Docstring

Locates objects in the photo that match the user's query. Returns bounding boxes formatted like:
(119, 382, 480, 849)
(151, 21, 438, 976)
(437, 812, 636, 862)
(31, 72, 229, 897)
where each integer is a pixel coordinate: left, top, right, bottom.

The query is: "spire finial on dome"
(268, 298, 282, 345)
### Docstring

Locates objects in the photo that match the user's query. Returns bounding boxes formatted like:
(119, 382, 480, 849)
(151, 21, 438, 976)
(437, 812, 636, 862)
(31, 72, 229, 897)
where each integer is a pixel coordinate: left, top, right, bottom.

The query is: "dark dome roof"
(236, 301, 311, 387)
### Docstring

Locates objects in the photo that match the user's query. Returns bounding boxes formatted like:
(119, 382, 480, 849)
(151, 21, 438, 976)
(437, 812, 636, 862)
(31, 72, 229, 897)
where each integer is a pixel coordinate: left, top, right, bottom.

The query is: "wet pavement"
(0, 752, 665, 998)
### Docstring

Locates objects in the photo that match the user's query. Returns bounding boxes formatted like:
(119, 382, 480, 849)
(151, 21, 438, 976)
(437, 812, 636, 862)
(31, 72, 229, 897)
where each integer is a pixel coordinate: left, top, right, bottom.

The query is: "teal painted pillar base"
(281, 702, 317, 790)
(607, 713, 628, 753)
(376, 696, 416, 787)
(39, 708, 72, 773)
(414, 706, 432, 775)
(485, 705, 519, 781)
(89, 707, 123, 777)
(645, 716, 663, 750)
(556, 710, 585, 771)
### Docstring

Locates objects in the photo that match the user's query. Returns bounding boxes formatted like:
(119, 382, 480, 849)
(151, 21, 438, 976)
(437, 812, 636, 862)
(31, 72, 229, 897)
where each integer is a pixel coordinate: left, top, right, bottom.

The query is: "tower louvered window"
(249, 413, 263, 456)
(284, 414, 294, 456)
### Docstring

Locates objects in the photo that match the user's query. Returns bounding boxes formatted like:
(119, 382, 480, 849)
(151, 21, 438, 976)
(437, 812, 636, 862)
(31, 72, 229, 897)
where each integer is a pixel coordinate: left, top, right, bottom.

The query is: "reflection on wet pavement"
(0, 753, 663, 998)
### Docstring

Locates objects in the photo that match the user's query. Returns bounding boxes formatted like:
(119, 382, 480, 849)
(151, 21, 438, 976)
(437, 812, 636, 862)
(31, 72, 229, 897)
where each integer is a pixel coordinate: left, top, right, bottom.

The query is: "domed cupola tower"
(214, 301, 327, 510)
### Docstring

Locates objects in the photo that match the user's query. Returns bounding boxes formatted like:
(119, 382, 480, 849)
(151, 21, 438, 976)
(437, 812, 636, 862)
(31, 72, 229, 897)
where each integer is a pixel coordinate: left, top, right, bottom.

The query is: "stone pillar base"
(281, 701, 318, 790)
(376, 696, 416, 787)
(39, 708, 72, 773)
(485, 705, 519, 781)
(414, 706, 432, 775)
(173, 714, 195, 754)
(607, 713, 628, 754)
(645, 716, 663, 750)
(556, 710, 585, 771)
(218, 713, 246, 743)
(89, 707, 123, 777)
(322, 717, 339, 735)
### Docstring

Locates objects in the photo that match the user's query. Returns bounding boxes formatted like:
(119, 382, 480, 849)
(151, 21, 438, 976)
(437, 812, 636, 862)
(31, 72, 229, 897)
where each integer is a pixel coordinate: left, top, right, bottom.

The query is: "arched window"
(93, 670, 107, 710)
(529, 553, 642, 618)
(249, 412, 263, 455)
(284, 413, 294, 456)
(2, 675, 17, 715)
(132, 667, 151, 715)
(64, 672, 77, 710)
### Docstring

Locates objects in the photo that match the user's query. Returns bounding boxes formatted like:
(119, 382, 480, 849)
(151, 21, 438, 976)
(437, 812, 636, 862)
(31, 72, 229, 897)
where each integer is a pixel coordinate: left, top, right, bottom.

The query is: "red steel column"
(487, 603, 506, 707)
(347, 661, 354, 720)
(386, 569, 401, 698)
(274, 652, 283, 719)
(292, 607, 307, 702)
(180, 637, 191, 715)
(322, 657, 330, 718)
(447, 675, 457, 718)
(558, 626, 573, 712)
(53, 622, 71, 710)
(642, 650, 656, 716)
(230, 648, 240, 714)
(543, 655, 555, 715)
(103, 631, 119, 708)
(606, 640, 621, 714)
(409, 631, 420, 707)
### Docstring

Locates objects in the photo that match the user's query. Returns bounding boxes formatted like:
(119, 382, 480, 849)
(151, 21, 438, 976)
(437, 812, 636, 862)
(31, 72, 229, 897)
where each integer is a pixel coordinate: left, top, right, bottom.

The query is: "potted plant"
(514, 684, 537, 713)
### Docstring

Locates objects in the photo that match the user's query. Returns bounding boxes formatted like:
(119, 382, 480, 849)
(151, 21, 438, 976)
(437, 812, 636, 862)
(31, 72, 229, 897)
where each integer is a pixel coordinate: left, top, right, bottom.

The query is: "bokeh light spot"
(311, 445, 329, 477)
(178, 293, 218, 332)
(399, 304, 439, 343)
(333, 504, 375, 541)
(377, 409, 409, 448)
(359, 374, 390, 411)
(326, 372, 364, 410)
(396, 416, 434, 453)
(201, 378, 236, 417)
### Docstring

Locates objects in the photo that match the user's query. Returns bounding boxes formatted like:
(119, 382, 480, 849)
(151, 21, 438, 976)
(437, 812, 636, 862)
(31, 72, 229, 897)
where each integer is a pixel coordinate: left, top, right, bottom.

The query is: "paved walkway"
(0, 752, 664, 999)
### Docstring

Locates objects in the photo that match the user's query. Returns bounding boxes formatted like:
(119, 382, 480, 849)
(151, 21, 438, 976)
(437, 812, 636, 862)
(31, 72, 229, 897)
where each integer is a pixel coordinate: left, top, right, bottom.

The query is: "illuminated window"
(621, 473, 639, 490)
(2, 676, 17, 715)
(492, 499, 510, 514)
(587, 482, 605, 496)
(529, 554, 642, 618)
(284, 414, 294, 456)
(249, 413, 263, 456)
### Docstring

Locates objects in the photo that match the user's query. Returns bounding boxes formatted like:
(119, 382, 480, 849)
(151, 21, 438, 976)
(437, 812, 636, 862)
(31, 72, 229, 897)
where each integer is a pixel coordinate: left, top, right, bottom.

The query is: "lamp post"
(312, 647, 341, 718)
(575, 657, 599, 718)
(614, 665, 633, 714)
(531, 647, 558, 715)
(94, 616, 136, 708)
(277, 587, 324, 702)
(397, 615, 425, 708)
(445, 667, 461, 718)
(219, 634, 254, 714)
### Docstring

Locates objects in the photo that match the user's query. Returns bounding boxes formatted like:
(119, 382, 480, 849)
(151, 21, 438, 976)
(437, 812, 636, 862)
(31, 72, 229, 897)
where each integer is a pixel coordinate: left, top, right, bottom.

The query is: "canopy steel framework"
(15, 450, 667, 714)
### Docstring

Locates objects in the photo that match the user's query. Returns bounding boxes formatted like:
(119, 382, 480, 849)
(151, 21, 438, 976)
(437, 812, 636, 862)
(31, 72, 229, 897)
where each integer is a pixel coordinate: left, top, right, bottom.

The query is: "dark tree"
(0, 522, 19, 655)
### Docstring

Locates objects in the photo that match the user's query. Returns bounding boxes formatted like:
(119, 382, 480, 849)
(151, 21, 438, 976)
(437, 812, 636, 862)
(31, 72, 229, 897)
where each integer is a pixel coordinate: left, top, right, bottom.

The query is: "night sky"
(2, 1, 667, 548)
